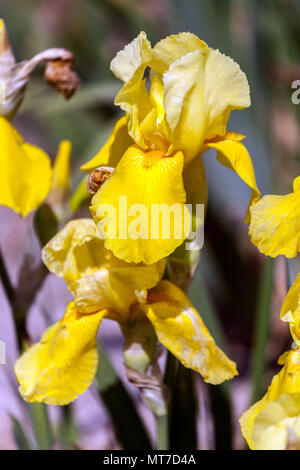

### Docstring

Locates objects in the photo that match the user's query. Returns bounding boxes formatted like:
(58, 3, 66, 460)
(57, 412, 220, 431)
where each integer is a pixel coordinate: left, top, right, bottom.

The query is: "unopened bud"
(0, 19, 80, 119)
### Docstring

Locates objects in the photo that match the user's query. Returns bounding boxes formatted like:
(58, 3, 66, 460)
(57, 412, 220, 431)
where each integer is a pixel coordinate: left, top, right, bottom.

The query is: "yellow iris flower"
(240, 348, 300, 450)
(82, 32, 260, 265)
(0, 115, 71, 217)
(249, 176, 300, 258)
(15, 218, 237, 405)
(241, 274, 300, 450)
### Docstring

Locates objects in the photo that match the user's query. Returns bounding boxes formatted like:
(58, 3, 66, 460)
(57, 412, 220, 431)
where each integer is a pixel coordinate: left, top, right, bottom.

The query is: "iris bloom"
(240, 348, 300, 450)
(249, 176, 300, 258)
(15, 218, 237, 405)
(82, 32, 260, 264)
(240, 276, 300, 450)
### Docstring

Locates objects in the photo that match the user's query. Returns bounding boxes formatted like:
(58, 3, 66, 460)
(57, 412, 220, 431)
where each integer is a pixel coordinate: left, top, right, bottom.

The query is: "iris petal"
(15, 302, 106, 405)
(142, 280, 237, 384)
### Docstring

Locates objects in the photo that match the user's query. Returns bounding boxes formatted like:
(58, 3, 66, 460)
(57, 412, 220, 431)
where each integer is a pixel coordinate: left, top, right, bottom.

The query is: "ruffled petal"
(249, 177, 300, 257)
(252, 393, 300, 450)
(205, 135, 260, 223)
(80, 116, 133, 171)
(280, 274, 300, 344)
(72, 260, 165, 315)
(142, 280, 237, 384)
(42, 218, 166, 313)
(15, 302, 106, 405)
(240, 348, 300, 449)
(90, 145, 190, 265)
(110, 31, 151, 83)
(202, 49, 250, 141)
(163, 47, 250, 162)
(42, 218, 110, 285)
(0, 117, 52, 217)
(151, 32, 208, 74)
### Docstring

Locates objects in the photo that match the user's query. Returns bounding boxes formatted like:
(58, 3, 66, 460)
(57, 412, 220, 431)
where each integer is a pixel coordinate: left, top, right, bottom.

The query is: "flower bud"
(0, 19, 80, 119)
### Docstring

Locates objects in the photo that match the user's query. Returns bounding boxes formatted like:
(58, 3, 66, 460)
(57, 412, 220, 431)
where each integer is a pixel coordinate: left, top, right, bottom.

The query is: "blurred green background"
(1, 0, 300, 450)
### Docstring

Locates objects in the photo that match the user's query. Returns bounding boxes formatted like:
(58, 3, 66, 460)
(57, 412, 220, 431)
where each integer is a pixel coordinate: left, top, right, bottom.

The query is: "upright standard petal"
(280, 273, 300, 344)
(15, 302, 106, 405)
(110, 31, 151, 83)
(163, 50, 207, 162)
(0, 117, 52, 217)
(249, 176, 300, 258)
(111, 32, 152, 148)
(151, 32, 208, 74)
(141, 280, 237, 384)
(205, 134, 260, 223)
(163, 47, 250, 162)
(90, 145, 190, 265)
(202, 49, 250, 141)
(80, 116, 133, 171)
(240, 348, 300, 449)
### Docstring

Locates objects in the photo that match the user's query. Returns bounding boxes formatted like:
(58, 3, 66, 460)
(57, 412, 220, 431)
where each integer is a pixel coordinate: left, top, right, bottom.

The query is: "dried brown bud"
(87, 166, 114, 195)
(0, 19, 80, 118)
(44, 59, 80, 99)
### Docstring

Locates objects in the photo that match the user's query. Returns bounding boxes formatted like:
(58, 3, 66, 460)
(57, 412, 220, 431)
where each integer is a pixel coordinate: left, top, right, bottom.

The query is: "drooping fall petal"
(142, 280, 237, 385)
(90, 145, 190, 265)
(0, 117, 52, 217)
(249, 176, 300, 258)
(205, 134, 260, 222)
(15, 302, 106, 405)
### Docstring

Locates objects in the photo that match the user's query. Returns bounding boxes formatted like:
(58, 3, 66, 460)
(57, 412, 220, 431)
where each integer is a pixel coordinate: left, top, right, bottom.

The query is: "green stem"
(0, 247, 15, 304)
(156, 414, 169, 450)
(251, 257, 274, 403)
(29, 403, 53, 450)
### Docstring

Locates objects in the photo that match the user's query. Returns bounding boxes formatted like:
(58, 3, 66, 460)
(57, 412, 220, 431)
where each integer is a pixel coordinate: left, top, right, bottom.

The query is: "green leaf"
(251, 257, 274, 403)
(69, 176, 89, 213)
(11, 416, 35, 450)
(28, 403, 54, 450)
(34, 204, 58, 247)
(56, 405, 78, 450)
(169, 364, 197, 450)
